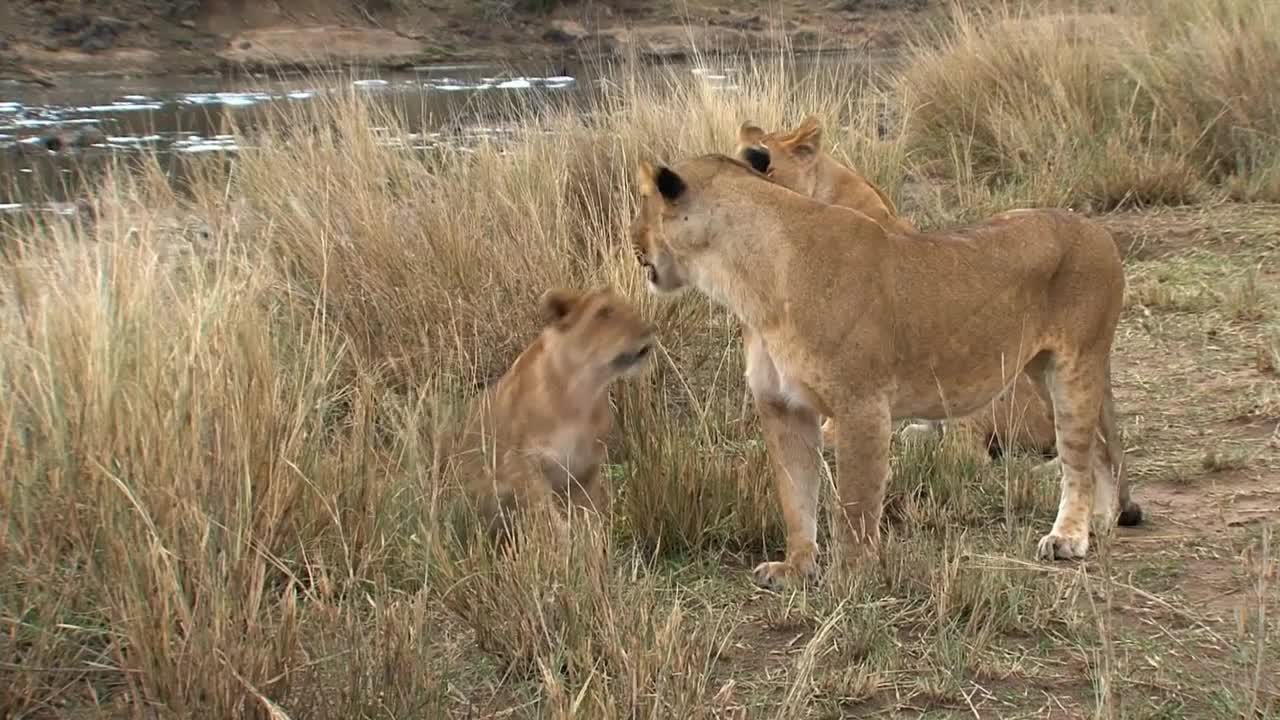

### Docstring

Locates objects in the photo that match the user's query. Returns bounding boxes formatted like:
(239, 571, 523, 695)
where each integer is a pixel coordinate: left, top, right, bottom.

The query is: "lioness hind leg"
(1029, 372, 1142, 528)
(1029, 444, 1139, 529)
(1033, 353, 1111, 561)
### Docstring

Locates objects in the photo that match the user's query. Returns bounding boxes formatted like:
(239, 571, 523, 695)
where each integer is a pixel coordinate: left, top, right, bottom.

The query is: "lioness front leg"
(830, 397, 893, 567)
(752, 395, 827, 589)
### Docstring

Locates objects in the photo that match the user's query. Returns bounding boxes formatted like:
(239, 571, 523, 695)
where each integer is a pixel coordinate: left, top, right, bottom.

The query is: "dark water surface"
(0, 62, 610, 211)
(1, 53, 875, 213)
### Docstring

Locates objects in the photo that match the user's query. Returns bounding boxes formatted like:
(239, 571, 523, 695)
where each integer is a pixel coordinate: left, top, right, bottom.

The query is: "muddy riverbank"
(0, 0, 929, 84)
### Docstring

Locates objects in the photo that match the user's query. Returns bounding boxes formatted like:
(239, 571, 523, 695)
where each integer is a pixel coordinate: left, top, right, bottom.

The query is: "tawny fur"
(442, 287, 655, 544)
(735, 116, 916, 235)
(733, 115, 1059, 466)
(630, 154, 1138, 589)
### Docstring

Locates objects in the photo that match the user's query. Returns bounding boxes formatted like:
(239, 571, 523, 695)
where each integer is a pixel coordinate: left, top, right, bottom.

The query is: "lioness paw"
(751, 559, 819, 591)
(1036, 531, 1089, 561)
(1117, 501, 1144, 527)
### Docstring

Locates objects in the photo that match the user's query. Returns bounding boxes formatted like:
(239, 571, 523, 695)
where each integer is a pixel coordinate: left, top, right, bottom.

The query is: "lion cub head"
(539, 287, 656, 382)
(735, 115, 824, 198)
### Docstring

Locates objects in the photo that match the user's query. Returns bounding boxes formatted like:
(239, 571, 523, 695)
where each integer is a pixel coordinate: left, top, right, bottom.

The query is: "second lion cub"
(443, 287, 656, 544)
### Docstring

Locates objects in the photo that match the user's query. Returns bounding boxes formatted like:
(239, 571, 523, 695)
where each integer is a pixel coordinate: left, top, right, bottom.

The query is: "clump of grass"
(900, 0, 1280, 209)
(428, 501, 733, 716)
(1260, 323, 1280, 374)
(0, 184, 421, 715)
(612, 380, 784, 556)
(1201, 447, 1252, 472)
(1222, 268, 1270, 322)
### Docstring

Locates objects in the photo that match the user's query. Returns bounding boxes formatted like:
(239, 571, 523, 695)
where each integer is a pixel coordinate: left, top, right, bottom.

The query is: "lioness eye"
(597, 306, 613, 320)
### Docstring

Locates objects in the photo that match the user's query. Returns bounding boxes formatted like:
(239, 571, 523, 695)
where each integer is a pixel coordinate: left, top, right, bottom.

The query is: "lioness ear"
(636, 160, 686, 202)
(742, 145, 771, 174)
(738, 122, 765, 145)
(655, 166, 686, 202)
(539, 288, 582, 325)
(786, 115, 823, 158)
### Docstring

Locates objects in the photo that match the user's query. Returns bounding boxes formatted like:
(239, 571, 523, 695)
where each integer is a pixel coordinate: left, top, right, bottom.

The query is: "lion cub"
(444, 287, 656, 543)
(735, 115, 1058, 467)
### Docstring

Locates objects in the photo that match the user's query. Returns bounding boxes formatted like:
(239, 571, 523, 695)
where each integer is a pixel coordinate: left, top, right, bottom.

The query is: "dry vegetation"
(2, 0, 1279, 717)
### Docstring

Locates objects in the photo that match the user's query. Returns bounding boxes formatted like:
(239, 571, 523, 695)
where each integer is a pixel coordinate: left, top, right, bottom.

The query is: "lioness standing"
(630, 154, 1137, 588)
(442, 287, 655, 544)
(734, 115, 1061, 469)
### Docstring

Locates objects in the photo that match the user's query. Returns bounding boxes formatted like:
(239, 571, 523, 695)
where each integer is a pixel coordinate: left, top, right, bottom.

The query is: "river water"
(0, 55, 801, 216)
(0, 61, 616, 212)
(1, 51, 893, 216)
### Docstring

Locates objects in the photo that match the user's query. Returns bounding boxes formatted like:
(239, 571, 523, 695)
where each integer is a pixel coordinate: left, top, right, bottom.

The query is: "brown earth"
(0, 0, 931, 84)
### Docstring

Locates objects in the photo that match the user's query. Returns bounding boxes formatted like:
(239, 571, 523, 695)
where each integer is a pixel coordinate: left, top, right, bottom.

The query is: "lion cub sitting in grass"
(735, 115, 1059, 469)
(443, 287, 656, 545)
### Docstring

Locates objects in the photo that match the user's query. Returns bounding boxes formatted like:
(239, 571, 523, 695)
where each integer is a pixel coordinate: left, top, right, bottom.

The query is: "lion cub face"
(735, 116, 822, 198)
(540, 287, 656, 382)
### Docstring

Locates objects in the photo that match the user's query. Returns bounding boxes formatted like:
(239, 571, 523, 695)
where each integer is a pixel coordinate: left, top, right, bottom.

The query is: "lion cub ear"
(636, 159, 686, 203)
(785, 114, 823, 159)
(738, 122, 765, 146)
(540, 288, 584, 326)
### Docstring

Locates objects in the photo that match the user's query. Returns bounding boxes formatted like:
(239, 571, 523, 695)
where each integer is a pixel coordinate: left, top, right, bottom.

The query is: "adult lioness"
(630, 153, 1137, 588)
(733, 116, 1060, 468)
(443, 287, 655, 544)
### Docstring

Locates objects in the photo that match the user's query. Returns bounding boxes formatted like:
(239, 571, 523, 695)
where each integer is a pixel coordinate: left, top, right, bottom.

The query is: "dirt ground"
(0, 0, 930, 84)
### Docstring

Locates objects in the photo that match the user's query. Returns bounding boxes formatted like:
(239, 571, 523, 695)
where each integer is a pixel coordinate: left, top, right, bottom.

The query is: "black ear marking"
(742, 146, 771, 174)
(655, 166, 686, 201)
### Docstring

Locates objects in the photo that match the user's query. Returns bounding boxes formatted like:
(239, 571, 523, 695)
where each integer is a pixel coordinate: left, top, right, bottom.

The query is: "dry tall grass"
(903, 0, 1280, 213)
(2, 0, 1277, 716)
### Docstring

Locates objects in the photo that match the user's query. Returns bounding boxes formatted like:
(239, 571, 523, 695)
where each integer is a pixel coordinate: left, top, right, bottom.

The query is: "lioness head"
(629, 159, 695, 295)
(632, 156, 756, 295)
(735, 115, 823, 197)
(539, 287, 656, 379)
